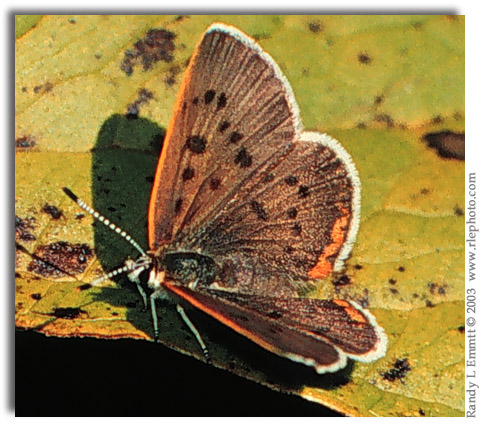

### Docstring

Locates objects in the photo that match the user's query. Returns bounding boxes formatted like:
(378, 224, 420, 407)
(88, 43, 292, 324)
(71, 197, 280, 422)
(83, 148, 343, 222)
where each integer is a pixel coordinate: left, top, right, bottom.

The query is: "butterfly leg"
(126, 259, 148, 310)
(176, 304, 211, 364)
(149, 290, 163, 342)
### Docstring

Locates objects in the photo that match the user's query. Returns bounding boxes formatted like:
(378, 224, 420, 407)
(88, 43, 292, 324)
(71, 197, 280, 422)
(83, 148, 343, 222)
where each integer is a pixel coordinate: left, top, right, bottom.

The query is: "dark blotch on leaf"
(120, 28, 176, 75)
(15, 135, 36, 149)
(30, 293, 42, 300)
(454, 205, 464, 216)
(192, 97, 199, 105)
(381, 358, 411, 382)
(234, 148, 252, 168)
(308, 20, 324, 33)
(15, 215, 37, 242)
(42, 204, 63, 220)
(27, 242, 94, 278)
(423, 130, 465, 160)
(358, 52, 372, 64)
(51, 307, 85, 320)
(186, 135, 206, 154)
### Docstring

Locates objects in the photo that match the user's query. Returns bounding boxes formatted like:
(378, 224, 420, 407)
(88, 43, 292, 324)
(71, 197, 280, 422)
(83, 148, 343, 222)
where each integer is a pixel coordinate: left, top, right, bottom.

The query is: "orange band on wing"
(308, 207, 350, 279)
(333, 299, 368, 323)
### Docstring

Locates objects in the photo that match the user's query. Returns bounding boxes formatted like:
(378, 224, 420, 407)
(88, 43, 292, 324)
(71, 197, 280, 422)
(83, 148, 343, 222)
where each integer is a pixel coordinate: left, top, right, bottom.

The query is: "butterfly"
(65, 22, 387, 374)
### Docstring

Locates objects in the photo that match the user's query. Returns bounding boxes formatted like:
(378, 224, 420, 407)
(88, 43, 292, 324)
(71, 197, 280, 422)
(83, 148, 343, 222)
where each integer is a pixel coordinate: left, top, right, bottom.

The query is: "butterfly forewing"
(149, 24, 299, 249)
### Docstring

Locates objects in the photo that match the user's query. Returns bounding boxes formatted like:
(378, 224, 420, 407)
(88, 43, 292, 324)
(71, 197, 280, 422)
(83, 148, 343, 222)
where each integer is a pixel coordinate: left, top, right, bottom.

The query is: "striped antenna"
(90, 261, 149, 286)
(62, 187, 147, 257)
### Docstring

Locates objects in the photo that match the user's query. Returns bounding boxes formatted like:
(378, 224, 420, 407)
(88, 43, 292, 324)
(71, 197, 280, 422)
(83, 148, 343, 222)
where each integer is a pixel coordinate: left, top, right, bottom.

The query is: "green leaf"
(15, 15, 464, 416)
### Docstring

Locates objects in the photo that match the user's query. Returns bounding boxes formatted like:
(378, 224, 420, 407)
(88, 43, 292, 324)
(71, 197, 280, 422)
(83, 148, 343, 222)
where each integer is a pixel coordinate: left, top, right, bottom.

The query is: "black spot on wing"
(219, 121, 231, 132)
(186, 136, 206, 154)
(204, 90, 215, 104)
(285, 175, 298, 186)
(182, 167, 195, 181)
(262, 173, 275, 183)
(217, 92, 227, 109)
(267, 310, 283, 319)
(250, 200, 268, 221)
(287, 207, 298, 219)
(292, 223, 302, 236)
(298, 185, 310, 198)
(230, 132, 243, 144)
(234, 148, 252, 168)
(174, 198, 183, 215)
(210, 177, 221, 190)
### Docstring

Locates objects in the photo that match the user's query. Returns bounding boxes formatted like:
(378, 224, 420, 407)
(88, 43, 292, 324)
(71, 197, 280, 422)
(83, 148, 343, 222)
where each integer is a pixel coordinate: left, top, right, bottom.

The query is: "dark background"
(15, 330, 341, 416)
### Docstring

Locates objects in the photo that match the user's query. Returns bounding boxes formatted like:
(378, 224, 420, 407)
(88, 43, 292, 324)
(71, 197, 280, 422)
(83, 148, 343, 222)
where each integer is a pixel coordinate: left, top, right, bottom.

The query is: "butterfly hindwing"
(166, 283, 386, 373)
(149, 24, 300, 249)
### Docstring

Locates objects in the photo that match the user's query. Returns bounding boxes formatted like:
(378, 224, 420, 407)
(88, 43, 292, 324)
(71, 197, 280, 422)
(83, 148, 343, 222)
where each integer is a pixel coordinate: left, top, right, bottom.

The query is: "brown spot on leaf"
(27, 242, 94, 278)
(15, 135, 36, 149)
(308, 20, 324, 34)
(423, 130, 465, 160)
(374, 113, 394, 127)
(120, 29, 176, 75)
(51, 307, 86, 320)
(42, 204, 63, 220)
(381, 358, 411, 382)
(126, 88, 154, 117)
(15, 216, 37, 242)
(358, 52, 372, 64)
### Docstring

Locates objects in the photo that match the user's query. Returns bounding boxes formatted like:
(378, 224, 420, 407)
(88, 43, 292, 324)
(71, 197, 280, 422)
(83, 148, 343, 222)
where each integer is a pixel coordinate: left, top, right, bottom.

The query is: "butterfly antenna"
(90, 260, 150, 286)
(62, 187, 147, 257)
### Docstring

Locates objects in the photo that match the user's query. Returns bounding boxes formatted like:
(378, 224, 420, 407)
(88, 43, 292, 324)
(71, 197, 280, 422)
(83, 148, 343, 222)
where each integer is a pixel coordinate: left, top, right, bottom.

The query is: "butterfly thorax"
(162, 250, 219, 288)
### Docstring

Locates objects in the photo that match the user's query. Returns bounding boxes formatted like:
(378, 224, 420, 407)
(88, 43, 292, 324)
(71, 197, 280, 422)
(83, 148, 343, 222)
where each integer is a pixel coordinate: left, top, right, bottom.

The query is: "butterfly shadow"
(89, 113, 164, 333)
